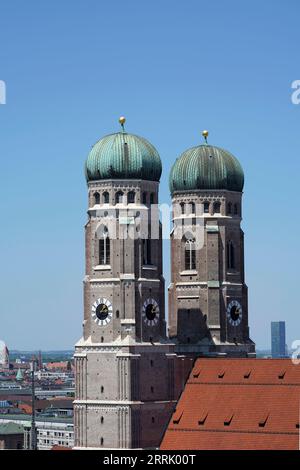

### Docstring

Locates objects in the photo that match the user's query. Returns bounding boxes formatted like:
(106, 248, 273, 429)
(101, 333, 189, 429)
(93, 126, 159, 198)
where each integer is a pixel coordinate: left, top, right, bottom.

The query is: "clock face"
(227, 300, 242, 326)
(91, 298, 113, 326)
(142, 298, 160, 327)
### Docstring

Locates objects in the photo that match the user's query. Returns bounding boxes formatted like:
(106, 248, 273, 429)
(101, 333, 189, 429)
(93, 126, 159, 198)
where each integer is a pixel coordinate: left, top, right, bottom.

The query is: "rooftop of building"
(0, 422, 24, 435)
(46, 361, 71, 368)
(160, 358, 300, 450)
(0, 414, 73, 425)
(0, 388, 74, 397)
(51, 444, 72, 451)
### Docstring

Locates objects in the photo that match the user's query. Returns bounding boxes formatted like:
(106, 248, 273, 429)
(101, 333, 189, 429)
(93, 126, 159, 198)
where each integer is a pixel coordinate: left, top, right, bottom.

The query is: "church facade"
(74, 120, 255, 449)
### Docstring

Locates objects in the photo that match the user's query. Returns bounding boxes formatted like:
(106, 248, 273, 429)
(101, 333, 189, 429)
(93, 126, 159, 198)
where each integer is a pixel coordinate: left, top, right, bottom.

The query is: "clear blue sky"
(0, 0, 299, 350)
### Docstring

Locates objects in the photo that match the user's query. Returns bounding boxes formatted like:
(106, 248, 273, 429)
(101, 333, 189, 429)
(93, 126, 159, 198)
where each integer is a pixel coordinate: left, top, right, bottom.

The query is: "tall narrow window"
(115, 191, 124, 204)
(227, 202, 232, 215)
(227, 241, 235, 270)
(142, 192, 147, 204)
(94, 192, 100, 205)
(143, 237, 152, 265)
(213, 201, 221, 214)
(143, 239, 146, 264)
(128, 191, 135, 204)
(234, 203, 239, 215)
(150, 193, 155, 204)
(203, 201, 210, 213)
(180, 202, 185, 214)
(146, 238, 152, 264)
(103, 191, 109, 204)
(185, 239, 196, 270)
(99, 229, 110, 265)
(190, 202, 196, 214)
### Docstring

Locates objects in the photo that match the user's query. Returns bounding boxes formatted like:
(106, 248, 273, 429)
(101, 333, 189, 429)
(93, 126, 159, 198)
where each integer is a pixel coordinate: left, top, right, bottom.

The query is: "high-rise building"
(74, 118, 190, 449)
(168, 131, 255, 356)
(271, 321, 286, 358)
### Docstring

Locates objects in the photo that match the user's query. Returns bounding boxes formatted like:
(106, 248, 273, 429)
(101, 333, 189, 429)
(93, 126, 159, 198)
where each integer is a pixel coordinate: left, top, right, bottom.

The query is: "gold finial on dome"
(202, 129, 209, 144)
(119, 116, 126, 132)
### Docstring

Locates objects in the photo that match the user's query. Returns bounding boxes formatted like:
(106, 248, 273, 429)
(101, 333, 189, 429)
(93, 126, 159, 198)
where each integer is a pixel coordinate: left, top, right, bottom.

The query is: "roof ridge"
(166, 428, 299, 436)
(187, 382, 300, 386)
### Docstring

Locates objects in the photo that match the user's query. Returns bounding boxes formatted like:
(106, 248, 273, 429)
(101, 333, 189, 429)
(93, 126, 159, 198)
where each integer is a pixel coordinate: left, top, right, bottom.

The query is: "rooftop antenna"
(119, 116, 126, 132)
(202, 129, 209, 144)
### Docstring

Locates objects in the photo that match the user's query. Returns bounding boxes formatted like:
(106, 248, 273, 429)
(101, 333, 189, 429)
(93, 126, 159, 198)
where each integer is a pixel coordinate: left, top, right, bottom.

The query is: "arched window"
(150, 193, 155, 204)
(185, 238, 196, 270)
(94, 192, 100, 205)
(142, 192, 147, 204)
(203, 201, 210, 213)
(190, 202, 196, 214)
(103, 191, 109, 204)
(180, 202, 185, 215)
(227, 241, 235, 270)
(128, 191, 135, 204)
(213, 201, 221, 214)
(115, 191, 124, 204)
(227, 202, 232, 215)
(99, 227, 110, 265)
(234, 203, 239, 215)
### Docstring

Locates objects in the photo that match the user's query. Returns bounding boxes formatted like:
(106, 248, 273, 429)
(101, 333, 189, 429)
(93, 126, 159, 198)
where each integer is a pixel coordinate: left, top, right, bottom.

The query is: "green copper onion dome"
(85, 118, 162, 182)
(169, 132, 244, 194)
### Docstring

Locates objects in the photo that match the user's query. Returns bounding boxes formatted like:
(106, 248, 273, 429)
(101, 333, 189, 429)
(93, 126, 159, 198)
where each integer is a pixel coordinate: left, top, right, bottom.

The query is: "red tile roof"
(51, 445, 72, 451)
(160, 358, 300, 450)
(18, 403, 32, 414)
(46, 361, 70, 370)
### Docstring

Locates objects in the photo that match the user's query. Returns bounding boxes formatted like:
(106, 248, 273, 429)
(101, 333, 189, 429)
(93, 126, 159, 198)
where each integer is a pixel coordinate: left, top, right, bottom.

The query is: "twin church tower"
(74, 118, 255, 449)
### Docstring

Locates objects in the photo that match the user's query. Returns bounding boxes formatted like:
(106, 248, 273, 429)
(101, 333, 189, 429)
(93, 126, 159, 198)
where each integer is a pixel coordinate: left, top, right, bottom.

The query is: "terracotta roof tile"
(161, 358, 300, 450)
(51, 445, 72, 451)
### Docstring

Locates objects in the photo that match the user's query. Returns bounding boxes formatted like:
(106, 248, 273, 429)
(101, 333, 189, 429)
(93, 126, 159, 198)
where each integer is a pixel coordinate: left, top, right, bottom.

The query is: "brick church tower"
(168, 131, 255, 357)
(73, 118, 186, 449)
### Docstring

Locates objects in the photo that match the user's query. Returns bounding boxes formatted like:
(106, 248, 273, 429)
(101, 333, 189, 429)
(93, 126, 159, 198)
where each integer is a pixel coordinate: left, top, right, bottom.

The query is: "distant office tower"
(271, 322, 286, 358)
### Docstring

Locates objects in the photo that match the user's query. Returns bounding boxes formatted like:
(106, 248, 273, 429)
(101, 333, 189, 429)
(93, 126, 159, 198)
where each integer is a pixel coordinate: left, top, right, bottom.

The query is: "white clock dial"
(91, 298, 113, 326)
(142, 298, 160, 327)
(226, 300, 242, 326)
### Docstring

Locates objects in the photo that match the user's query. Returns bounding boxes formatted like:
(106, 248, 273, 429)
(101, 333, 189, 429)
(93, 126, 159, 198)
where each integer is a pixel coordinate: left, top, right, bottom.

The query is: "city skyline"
(1, 0, 300, 350)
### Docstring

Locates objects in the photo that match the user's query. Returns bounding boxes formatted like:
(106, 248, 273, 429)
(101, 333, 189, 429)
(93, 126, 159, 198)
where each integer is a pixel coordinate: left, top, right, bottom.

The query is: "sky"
(0, 0, 299, 350)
